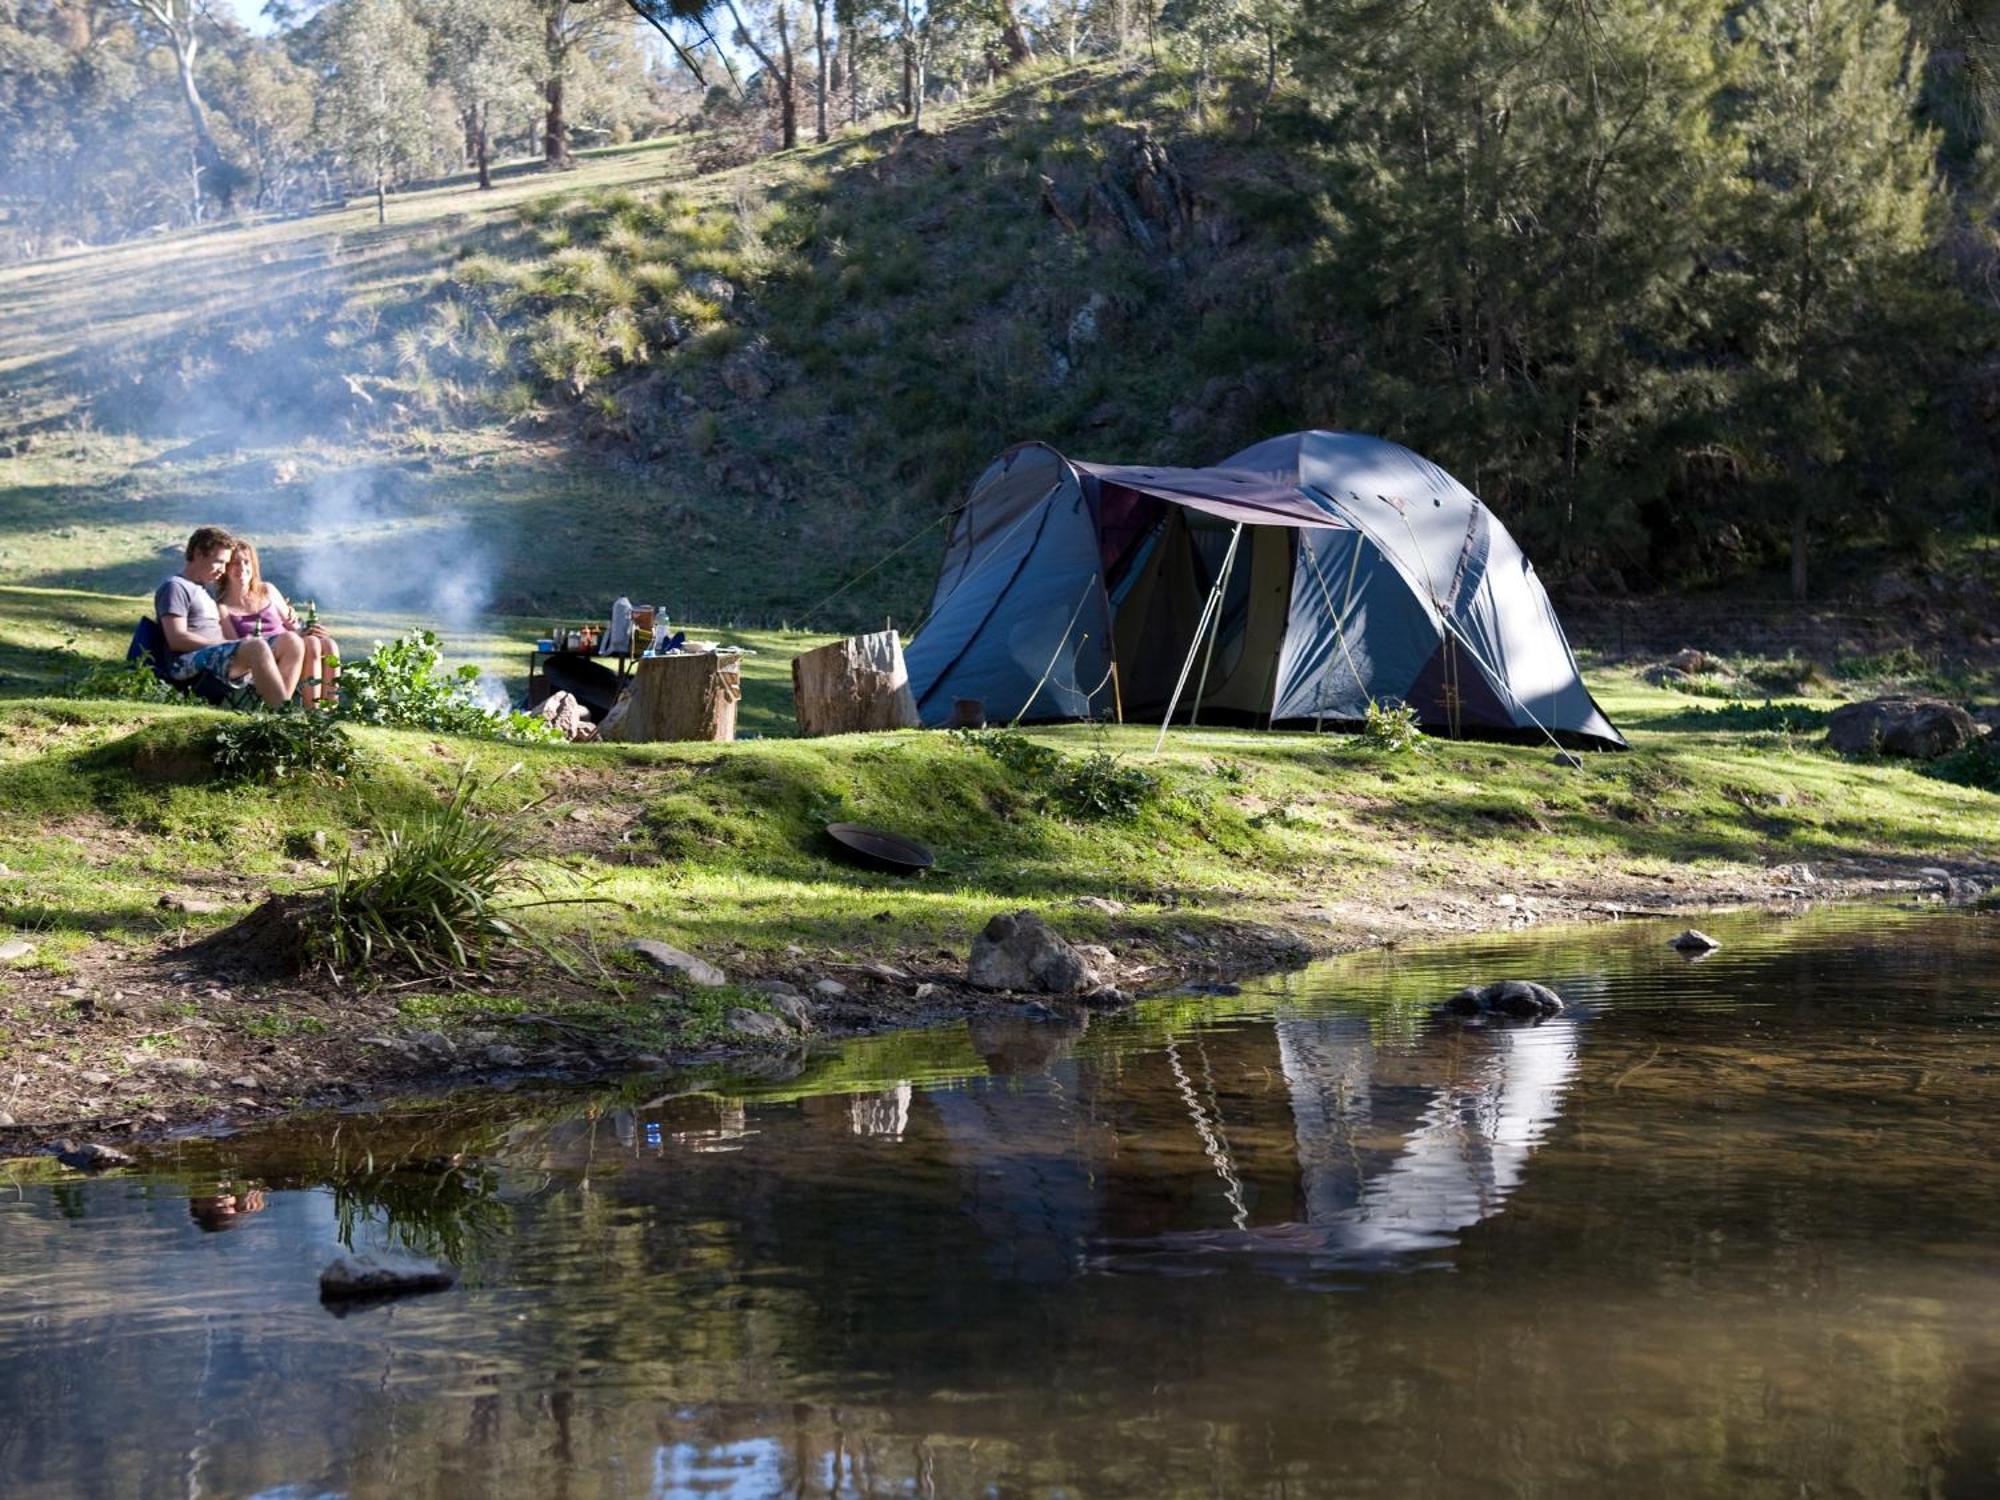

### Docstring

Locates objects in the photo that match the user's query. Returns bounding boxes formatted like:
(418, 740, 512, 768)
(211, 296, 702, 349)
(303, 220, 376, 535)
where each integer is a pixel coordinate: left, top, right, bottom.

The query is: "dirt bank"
(3, 853, 1988, 1154)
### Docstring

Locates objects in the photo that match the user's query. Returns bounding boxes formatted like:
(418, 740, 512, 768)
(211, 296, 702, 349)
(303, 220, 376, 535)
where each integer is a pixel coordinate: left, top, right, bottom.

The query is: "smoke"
(286, 466, 498, 630)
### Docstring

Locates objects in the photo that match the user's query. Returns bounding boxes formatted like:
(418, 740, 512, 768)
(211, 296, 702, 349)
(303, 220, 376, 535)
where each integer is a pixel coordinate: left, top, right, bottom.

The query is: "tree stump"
(601, 652, 741, 743)
(791, 630, 921, 737)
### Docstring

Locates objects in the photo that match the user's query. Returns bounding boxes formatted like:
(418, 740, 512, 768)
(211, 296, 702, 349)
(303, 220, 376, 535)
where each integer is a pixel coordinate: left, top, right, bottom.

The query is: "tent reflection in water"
(903, 430, 1625, 748)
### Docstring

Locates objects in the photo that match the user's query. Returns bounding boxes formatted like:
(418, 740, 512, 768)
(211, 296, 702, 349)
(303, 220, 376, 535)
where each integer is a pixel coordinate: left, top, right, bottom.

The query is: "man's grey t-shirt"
(154, 574, 221, 643)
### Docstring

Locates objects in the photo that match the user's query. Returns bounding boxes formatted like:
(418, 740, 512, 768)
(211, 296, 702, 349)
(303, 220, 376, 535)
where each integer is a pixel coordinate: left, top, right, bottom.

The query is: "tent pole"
(1152, 521, 1243, 754)
(1188, 522, 1245, 730)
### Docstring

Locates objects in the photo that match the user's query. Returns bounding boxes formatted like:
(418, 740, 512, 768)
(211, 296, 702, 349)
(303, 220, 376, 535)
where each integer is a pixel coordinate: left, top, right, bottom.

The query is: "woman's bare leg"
(271, 632, 307, 701)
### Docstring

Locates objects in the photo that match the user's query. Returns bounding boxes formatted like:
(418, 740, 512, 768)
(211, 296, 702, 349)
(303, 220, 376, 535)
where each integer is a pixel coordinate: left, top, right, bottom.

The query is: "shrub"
(956, 730, 1157, 821)
(1924, 739, 2000, 794)
(211, 707, 358, 783)
(334, 630, 558, 742)
(319, 771, 576, 976)
(1046, 751, 1158, 821)
(66, 655, 178, 704)
(1359, 699, 1426, 754)
(1659, 700, 1831, 734)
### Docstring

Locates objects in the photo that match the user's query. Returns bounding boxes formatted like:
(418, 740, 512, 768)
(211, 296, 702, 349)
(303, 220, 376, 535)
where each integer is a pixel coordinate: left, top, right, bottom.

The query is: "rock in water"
(318, 1251, 456, 1303)
(1443, 980, 1564, 1019)
(55, 1141, 135, 1171)
(967, 911, 1096, 995)
(1670, 929, 1721, 953)
(623, 938, 726, 987)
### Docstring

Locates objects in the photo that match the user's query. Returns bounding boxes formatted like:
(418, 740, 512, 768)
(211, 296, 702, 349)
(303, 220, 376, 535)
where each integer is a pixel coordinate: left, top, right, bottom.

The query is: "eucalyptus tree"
(417, 0, 541, 187)
(111, 0, 245, 212)
(317, 0, 435, 221)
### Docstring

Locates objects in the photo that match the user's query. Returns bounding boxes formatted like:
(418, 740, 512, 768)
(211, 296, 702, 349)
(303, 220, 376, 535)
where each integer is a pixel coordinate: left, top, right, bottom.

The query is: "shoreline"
(3, 858, 1987, 1155)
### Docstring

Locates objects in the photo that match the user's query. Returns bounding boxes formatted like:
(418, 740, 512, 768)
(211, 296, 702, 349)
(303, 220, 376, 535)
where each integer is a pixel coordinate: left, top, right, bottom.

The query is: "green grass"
(0, 667, 1991, 983)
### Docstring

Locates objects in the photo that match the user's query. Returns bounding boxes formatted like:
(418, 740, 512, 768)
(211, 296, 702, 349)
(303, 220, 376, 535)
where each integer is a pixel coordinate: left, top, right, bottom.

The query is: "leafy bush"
(1046, 751, 1159, 821)
(1358, 699, 1426, 754)
(1923, 738, 2000, 793)
(66, 656, 179, 704)
(1657, 700, 1831, 734)
(319, 771, 577, 976)
(335, 630, 557, 743)
(211, 708, 358, 783)
(956, 730, 1157, 821)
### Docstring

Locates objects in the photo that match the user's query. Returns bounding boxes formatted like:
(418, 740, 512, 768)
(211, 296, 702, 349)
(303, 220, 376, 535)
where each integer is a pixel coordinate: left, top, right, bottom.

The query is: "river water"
(3, 904, 1998, 1498)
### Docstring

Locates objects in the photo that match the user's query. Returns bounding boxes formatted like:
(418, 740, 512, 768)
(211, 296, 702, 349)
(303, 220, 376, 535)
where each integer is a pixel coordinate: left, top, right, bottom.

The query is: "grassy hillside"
(0, 62, 1290, 637)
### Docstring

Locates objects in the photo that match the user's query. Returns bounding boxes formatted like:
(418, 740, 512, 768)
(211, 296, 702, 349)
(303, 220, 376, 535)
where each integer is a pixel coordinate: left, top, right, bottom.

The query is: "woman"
(218, 540, 340, 709)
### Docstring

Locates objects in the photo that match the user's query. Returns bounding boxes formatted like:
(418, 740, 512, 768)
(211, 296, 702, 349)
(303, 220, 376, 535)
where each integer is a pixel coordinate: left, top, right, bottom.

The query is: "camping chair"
(127, 617, 260, 710)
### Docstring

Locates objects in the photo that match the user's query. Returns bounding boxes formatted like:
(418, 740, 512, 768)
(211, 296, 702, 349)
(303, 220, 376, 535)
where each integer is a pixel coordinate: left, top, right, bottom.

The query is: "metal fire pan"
(823, 823, 936, 875)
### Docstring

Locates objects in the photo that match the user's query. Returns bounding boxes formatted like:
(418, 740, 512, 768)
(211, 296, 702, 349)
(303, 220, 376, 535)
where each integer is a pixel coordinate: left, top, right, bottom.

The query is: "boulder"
(1826, 699, 1977, 760)
(54, 1141, 134, 1171)
(1667, 648, 1708, 674)
(1071, 895, 1126, 916)
(624, 938, 726, 988)
(1669, 929, 1721, 953)
(0, 939, 32, 961)
(768, 992, 815, 1031)
(1442, 980, 1564, 1019)
(812, 977, 849, 999)
(318, 1250, 456, 1302)
(727, 1007, 791, 1040)
(535, 690, 597, 742)
(966, 911, 1096, 995)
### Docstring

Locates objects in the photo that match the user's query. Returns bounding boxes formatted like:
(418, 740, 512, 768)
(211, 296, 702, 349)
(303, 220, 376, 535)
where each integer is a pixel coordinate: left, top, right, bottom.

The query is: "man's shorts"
(168, 640, 248, 684)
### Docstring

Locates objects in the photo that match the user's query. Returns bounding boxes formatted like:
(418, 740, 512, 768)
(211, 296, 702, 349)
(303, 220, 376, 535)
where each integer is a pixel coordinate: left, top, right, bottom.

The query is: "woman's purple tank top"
(226, 601, 288, 639)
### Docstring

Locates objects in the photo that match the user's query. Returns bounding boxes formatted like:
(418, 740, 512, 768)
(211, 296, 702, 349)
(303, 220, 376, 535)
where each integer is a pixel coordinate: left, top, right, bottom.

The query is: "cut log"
(791, 631, 921, 738)
(601, 652, 741, 743)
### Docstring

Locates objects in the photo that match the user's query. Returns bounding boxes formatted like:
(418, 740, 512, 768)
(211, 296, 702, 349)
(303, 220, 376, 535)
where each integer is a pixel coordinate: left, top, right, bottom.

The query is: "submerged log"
(791, 631, 920, 738)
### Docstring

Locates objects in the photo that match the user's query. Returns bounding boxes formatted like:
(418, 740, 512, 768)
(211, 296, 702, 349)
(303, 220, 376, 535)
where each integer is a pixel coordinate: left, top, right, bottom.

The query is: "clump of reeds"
(319, 770, 581, 978)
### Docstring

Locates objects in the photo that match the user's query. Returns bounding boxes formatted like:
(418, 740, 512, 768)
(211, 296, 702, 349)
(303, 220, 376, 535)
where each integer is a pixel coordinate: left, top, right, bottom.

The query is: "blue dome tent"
(902, 431, 1624, 749)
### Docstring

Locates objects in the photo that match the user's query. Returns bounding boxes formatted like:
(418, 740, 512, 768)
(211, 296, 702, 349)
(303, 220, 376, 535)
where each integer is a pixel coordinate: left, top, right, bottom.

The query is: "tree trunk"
(543, 8, 570, 167)
(813, 0, 830, 143)
(776, 1, 797, 149)
(901, 0, 915, 116)
(997, 0, 1032, 67)
(375, 171, 386, 225)
(603, 653, 742, 743)
(475, 105, 492, 190)
(790, 632, 920, 737)
(171, 31, 233, 208)
(1791, 504, 1809, 602)
(544, 75, 569, 165)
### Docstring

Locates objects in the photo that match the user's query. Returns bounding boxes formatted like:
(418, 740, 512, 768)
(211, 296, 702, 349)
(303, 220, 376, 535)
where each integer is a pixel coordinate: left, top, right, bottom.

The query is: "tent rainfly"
(902, 430, 1625, 749)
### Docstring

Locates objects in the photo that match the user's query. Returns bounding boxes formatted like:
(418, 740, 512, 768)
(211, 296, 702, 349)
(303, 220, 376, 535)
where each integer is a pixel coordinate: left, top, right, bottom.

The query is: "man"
(155, 527, 304, 708)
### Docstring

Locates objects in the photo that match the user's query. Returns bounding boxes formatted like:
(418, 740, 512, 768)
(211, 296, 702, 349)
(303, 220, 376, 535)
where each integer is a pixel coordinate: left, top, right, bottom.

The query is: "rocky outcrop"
(967, 911, 1097, 995)
(1826, 699, 1977, 760)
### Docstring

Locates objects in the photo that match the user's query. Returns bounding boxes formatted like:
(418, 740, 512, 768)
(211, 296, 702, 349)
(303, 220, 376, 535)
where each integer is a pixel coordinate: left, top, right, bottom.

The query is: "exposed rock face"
(318, 1251, 456, 1302)
(967, 911, 1096, 995)
(624, 938, 726, 988)
(1826, 699, 1977, 760)
(1442, 980, 1564, 1019)
(1670, 929, 1721, 953)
